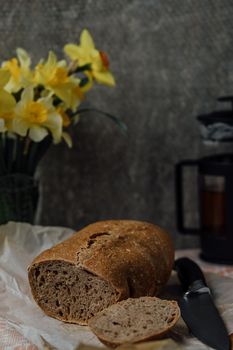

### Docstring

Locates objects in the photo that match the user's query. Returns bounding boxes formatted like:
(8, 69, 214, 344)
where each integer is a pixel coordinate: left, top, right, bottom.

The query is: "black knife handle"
(174, 257, 207, 292)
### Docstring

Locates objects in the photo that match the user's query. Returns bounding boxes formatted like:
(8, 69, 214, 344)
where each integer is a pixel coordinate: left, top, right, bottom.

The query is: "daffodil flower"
(64, 29, 116, 87)
(56, 106, 71, 127)
(2, 48, 33, 93)
(13, 86, 62, 143)
(34, 51, 83, 111)
(0, 69, 16, 132)
(56, 106, 73, 147)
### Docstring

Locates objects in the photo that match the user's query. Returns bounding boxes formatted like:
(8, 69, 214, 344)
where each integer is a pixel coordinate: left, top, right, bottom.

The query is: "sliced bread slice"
(88, 296, 180, 347)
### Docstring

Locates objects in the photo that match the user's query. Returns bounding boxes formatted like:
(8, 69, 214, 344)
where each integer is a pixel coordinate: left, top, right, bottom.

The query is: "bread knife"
(174, 257, 230, 350)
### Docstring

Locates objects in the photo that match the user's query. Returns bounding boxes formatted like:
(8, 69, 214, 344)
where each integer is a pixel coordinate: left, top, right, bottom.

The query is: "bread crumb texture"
(88, 297, 180, 347)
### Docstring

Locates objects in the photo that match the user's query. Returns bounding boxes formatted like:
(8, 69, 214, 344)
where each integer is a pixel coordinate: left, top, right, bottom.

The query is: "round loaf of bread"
(28, 220, 174, 325)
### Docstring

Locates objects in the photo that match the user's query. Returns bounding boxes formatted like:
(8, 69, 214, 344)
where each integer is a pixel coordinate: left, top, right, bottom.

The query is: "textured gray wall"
(1, 0, 233, 247)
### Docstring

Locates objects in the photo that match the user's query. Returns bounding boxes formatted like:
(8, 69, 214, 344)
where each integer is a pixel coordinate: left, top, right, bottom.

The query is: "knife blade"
(174, 257, 230, 350)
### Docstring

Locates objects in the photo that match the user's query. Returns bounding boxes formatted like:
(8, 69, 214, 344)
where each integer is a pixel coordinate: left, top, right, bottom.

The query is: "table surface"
(1, 248, 233, 350)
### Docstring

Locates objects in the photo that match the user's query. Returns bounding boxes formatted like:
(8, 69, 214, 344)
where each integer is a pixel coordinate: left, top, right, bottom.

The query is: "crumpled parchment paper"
(0, 222, 232, 350)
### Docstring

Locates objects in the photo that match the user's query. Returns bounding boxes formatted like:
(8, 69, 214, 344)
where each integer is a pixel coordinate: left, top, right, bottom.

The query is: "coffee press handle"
(175, 160, 200, 234)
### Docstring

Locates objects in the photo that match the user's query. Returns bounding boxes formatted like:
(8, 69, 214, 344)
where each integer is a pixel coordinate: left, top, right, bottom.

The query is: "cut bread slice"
(29, 260, 119, 325)
(88, 296, 180, 347)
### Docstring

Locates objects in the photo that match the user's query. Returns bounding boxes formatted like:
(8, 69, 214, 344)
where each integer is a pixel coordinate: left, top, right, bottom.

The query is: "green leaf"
(77, 108, 128, 134)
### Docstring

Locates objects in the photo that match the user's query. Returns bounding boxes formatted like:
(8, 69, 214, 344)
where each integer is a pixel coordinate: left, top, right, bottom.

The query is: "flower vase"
(0, 173, 39, 225)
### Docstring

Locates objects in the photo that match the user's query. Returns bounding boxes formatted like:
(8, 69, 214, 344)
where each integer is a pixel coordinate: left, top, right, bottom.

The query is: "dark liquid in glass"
(201, 190, 226, 236)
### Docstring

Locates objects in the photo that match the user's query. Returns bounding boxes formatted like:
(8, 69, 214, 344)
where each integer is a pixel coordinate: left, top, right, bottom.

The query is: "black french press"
(176, 97, 233, 264)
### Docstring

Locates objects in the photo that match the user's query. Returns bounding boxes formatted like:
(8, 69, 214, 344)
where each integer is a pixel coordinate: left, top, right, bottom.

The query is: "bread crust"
(28, 220, 174, 319)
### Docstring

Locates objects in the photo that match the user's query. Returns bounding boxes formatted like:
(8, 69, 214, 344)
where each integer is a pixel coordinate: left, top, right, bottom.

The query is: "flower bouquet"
(0, 29, 124, 224)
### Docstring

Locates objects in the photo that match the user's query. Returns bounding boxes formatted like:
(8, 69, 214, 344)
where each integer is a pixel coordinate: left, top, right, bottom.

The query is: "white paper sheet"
(0, 222, 232, 350)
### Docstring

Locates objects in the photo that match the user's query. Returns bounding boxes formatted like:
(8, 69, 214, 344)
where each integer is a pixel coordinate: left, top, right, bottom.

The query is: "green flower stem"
(26, 141, 39, 175)
(5, 134, 15, 174)
(0, 134, 7, 176)
(0, 134, 52, 176)
(15, 135, 25, 173)
(27, 135, 52, 175)
(73, 107, 128, 134)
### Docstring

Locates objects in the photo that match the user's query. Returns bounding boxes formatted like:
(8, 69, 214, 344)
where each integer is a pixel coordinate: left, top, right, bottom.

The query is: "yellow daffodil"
(61, 131, 72, 148)
(13, 86, 62, 143)
(2, 48, 33, 93)
(34, 51, 83, 111)
(55, 106, 73, 148)
(64, 29, 116, 87)
(56, 106, 71, 127)
(0, 69, 16, 132)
